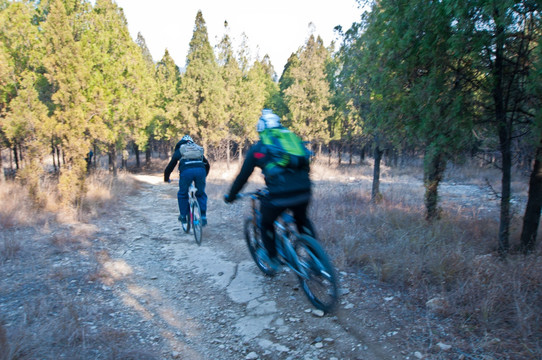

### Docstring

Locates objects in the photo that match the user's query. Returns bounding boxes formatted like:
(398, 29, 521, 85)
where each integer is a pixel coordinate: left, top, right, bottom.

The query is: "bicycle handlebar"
(224, 188, 268, 204)
(236, 188, 268, 199)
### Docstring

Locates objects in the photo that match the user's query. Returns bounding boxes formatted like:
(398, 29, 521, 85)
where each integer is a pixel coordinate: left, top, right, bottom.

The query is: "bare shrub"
(77, 169, 139, 221)
(0, 182, 31, 228)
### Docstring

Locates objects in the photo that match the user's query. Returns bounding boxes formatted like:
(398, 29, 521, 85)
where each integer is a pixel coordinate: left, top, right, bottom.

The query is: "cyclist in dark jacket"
(164, 135, 210, 226)
(224, 109, 314, 269)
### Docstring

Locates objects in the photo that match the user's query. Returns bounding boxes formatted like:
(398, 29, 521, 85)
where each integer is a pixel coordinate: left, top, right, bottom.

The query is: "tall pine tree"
(177, 10, 227, 150)
(42, 0, 92, 205)
(282, 35, 333, 153)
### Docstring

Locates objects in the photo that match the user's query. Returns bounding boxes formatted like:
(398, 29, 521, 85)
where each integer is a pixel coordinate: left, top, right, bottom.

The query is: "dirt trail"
(88, 173, 415, 359)
(2, 168, 498, 359)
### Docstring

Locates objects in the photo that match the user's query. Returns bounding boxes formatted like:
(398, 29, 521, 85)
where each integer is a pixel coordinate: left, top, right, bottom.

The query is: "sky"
(112, 0, 365, 75)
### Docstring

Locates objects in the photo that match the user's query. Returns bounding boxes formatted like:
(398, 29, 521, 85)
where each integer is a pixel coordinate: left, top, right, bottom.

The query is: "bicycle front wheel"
(244, 216, 277, 276)
(191, 201, 203, 246)
(295, 234, 338, 313)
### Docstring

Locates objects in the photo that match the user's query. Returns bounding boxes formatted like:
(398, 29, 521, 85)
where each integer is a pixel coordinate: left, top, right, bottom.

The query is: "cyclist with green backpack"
(224, 109, 314, 270)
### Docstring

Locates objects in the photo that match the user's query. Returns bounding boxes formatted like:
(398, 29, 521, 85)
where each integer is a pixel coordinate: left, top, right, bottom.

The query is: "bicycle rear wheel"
(294, 234, 338, 313)
(191, 201, 202, 246)
(244, 216, 277, 276)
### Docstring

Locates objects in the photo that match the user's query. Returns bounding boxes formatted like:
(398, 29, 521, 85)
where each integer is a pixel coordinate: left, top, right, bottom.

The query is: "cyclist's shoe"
(201, 216, 207, 227)
(178, 215, 187, 225)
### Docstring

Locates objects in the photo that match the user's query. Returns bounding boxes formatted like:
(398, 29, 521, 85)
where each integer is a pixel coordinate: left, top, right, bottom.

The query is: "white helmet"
(181, 134, 193, 143)
(256, 109, 281, 132)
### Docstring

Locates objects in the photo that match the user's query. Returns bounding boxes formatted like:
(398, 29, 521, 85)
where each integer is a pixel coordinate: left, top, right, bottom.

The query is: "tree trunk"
(424, 148, 446, 221)
(18, 144, 24, 167)
(0, 147, 4, 182)
(145, 147, 151, 167)
(93, 144, 97, 168)
(238, 141, 244, 165)
(520, 142, 542, 253)
(226, 138, 231, 169)
(51, 143, 57, 173)
(134, 145, 141, 168)
(109, 146, 118, 177)
(13, 145, 19, 170)
(498, 123, 512, 254)
(494, 18, 511, 254)
(349, 141, 353, 165)
(56, 146, 61, 170)
(372, 141, 383, 204)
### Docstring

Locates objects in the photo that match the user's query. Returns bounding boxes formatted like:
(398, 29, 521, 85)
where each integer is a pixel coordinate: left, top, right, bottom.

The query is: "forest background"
(0, 0, 541, 358)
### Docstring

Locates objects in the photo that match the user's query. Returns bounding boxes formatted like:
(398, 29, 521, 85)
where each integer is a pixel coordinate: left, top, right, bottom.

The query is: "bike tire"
(244, 216, 277, 276)
(294, 234, 338, 313)
(192, 201, 203, 246)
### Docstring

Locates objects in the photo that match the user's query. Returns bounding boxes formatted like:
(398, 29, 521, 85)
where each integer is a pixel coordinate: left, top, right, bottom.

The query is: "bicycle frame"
(239, 188, 339, 312)
(172, 178, 202, 244)
(245, 191, 308, 278)
(188, 183, 197, 217)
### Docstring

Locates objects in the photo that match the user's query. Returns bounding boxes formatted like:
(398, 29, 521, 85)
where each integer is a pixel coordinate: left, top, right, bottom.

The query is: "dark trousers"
(178, 167, 207, 218)
(260, 198, 315, 258)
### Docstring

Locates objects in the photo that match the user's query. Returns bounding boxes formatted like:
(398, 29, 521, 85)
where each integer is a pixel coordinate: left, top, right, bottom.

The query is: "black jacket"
(164, 140, 210, 182)
(227, 140, 311, 204)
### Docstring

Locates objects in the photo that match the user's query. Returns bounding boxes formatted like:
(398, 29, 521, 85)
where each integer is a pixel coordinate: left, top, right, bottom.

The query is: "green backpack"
(260, 127, 311, 176)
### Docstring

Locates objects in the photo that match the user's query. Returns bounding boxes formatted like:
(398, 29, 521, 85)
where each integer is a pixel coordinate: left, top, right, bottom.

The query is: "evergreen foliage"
(281, 35, 334, 151)
(0, 0, 540, 253)
(178, 10, 227, 149)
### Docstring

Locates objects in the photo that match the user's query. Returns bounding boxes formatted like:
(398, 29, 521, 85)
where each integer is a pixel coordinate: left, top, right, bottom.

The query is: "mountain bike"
(237, 189, 338, 313)
(181, 182, 203, 246)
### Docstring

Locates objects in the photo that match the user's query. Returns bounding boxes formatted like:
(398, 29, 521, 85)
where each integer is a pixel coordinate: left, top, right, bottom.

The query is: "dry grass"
(0, 170, 152, 360)
(0, 168, 135, 228)
(77, 169, 139, 221)
(1, 157, 540, 358)
(305, 159, 541, 359)
(208, 155, 538, 357)
(0, 182, 37, 228)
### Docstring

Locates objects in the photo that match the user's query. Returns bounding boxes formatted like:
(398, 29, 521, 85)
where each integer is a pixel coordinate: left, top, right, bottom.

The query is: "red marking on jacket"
(254, 152, 265, 159)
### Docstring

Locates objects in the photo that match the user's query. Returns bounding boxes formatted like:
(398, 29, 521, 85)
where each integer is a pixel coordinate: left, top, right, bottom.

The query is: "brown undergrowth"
(0, 169, 148, 359)
(1, 158, 540, 359)
(309, 159, 541, 359)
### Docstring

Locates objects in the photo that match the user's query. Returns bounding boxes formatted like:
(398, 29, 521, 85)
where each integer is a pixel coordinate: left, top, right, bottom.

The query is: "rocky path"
(90, 173, 414, 359)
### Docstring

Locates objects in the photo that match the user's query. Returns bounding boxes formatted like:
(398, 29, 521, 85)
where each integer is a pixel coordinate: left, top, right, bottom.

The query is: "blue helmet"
(257, 109, 281, 132)
(181, 134, 193, 143)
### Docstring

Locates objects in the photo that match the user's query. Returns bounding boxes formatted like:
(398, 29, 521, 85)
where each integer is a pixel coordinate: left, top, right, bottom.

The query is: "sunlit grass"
(0, 181, 36, 228)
